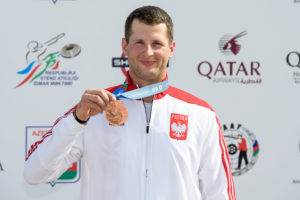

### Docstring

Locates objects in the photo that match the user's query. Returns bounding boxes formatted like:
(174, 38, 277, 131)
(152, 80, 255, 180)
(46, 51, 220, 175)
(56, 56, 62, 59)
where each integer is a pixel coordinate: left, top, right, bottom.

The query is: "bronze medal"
(105, 100, 128, 125)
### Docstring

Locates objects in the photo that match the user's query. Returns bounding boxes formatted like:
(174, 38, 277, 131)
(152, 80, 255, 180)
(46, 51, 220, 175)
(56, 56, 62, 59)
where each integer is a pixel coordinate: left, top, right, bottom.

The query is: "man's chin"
(142, 71, 165, 82)
(138, 67, 157, 76)
(139, 64, 157, 71)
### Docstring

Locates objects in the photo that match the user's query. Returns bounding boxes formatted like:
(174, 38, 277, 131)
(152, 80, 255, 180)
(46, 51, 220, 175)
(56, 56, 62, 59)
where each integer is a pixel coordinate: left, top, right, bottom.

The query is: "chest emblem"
(170, 113, 188, 140)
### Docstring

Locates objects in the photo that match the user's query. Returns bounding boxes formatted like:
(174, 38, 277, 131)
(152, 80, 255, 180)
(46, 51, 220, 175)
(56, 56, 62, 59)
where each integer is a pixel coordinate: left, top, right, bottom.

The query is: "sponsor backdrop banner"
(1, 0, 300, 199)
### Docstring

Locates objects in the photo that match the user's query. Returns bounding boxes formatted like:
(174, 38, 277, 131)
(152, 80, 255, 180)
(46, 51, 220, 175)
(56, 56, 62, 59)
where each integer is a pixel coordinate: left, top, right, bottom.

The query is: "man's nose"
(144, 44, 154, 56)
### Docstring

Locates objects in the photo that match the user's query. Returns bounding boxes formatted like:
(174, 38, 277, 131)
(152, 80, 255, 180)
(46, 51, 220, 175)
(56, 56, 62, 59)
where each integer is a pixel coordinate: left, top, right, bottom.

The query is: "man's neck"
(143, 96, 154, 103)
(128, 71, 166, 103)
(132, 77, 160, 88)
(136, 79, 155, 103)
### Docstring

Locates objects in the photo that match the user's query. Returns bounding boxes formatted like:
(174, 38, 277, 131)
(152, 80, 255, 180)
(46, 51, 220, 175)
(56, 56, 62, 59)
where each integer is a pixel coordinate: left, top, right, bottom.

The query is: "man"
(24, 6, 236, 200)
(236, 134, 248, 170)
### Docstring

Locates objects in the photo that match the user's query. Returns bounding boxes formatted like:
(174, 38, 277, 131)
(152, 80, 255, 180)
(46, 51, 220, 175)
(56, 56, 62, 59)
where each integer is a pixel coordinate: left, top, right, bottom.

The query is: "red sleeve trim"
(25, 105, 77, 161)
(216, 117, 236, 200)
(25, 83, 126, 162)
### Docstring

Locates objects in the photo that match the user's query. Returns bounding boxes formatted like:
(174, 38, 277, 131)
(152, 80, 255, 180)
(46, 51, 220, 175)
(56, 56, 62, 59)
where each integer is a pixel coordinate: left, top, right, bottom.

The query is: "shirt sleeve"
(198, 112, 236, 200)
(23, 107, 85, 185)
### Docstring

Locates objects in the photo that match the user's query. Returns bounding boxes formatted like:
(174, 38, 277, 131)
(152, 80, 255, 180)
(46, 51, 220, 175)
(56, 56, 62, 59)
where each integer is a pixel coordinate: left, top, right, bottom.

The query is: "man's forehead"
(130, 20, 168, 38)
(131, 19, 167, 30)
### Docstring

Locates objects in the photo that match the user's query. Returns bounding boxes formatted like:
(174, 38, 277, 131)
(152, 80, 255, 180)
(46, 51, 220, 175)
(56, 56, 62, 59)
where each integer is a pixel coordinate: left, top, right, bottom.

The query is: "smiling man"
(123, 18, 174, 87)
(24, 6, 236, 200)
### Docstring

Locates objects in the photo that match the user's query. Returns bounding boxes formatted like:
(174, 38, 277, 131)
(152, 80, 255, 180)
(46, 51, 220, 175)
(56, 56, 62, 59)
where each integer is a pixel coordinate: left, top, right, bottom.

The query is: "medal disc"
(105, 100, 128, 125)
(60, 43, 81, 58)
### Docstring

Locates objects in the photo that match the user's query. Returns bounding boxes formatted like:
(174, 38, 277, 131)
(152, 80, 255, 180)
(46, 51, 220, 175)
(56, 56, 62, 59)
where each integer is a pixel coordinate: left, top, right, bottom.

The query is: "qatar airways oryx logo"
(219, 31, 247, 56)
(197, 31, 262, 84)
(25, 126, 81, 186)
(223, 123, 259, 176)
(14, 33, 80, 88)
(170, 113, 188, 140)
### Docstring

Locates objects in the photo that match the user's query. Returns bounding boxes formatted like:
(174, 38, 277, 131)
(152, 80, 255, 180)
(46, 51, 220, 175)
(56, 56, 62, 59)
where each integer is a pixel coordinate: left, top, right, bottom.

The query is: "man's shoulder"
(168, 86, 214, 112)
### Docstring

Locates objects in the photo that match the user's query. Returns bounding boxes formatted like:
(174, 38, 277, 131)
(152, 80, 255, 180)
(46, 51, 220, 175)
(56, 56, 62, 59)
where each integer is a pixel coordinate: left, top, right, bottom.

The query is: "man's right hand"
(75, 89, 117, 121)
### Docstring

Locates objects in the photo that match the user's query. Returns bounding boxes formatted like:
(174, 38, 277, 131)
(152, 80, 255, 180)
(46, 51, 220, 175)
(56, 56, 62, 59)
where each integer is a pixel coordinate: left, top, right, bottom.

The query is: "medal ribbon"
(113, 79, 169, 100)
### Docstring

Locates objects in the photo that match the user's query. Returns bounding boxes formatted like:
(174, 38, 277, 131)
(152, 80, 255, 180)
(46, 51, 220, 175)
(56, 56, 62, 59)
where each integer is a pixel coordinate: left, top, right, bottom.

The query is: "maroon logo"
(219, 31, 247, 56)
(197, 30, 262, 84)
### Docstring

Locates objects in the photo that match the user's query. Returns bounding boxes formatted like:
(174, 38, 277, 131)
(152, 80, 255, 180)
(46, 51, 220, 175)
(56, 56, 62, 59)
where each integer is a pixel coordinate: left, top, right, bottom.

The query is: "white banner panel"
(0, 0, 300, 199)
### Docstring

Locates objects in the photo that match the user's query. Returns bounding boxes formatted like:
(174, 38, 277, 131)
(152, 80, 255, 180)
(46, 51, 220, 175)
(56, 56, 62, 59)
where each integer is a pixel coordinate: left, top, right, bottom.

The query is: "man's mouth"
(140, 60, 156, 66)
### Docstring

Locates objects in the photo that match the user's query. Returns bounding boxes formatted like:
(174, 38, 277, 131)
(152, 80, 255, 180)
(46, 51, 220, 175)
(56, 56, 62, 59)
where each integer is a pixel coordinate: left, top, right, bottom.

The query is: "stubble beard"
(130, 62, 166, 85)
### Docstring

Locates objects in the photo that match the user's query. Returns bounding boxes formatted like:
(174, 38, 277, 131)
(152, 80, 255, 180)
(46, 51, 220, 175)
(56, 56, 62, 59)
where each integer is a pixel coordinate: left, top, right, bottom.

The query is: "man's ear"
(169, 41, 176, 58)
(122, 38, 128, 56)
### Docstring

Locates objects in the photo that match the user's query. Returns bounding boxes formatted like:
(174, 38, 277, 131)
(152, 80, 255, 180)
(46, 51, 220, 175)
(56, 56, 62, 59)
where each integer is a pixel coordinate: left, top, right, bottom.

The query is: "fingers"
(85, 89, 116, 106)
(76, 89, 117, 120)
(107, 92, 117, 101)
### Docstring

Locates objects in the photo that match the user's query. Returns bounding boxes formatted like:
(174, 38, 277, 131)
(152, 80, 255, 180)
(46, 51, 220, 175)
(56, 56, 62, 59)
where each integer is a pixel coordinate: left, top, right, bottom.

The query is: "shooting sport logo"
(14, 33, 81, 88)
(223, 123, 259, 176)
(25, 126, 81, 186)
